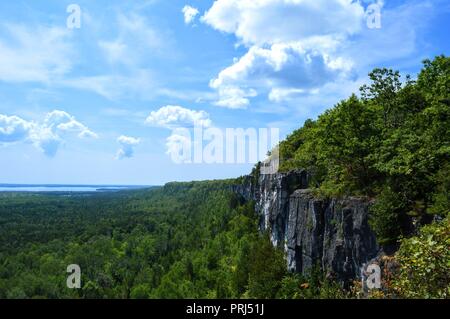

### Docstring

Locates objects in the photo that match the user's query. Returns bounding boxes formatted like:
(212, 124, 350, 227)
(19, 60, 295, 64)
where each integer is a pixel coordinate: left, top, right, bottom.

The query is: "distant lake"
(0, 184, 151, 193)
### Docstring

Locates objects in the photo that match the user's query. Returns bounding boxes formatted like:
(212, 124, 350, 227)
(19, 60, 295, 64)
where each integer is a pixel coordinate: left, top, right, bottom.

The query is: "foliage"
(278, 56, 450, 245)
(247, 233, 287, 299)
(0, 181, 261, 299)
(0, 182, 353, 299)
(391, 215, 450, 298)
(277, 270, 350, 299)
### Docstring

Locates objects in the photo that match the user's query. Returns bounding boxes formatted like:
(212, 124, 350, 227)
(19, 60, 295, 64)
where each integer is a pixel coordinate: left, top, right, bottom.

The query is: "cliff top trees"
(278, 55, 449, 245)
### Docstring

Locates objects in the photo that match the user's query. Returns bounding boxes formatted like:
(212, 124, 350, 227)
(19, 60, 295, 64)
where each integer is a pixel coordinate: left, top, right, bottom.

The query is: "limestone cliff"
(234, 170, 379, 283)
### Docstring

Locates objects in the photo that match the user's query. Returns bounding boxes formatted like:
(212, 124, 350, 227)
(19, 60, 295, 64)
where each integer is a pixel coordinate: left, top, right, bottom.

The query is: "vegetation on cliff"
(279, 56, 449, 246)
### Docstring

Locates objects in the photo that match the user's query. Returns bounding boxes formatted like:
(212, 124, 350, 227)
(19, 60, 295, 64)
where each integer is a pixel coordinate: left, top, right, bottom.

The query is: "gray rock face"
(287, 190, 378, 283)
(234, 169, 308, 246)
(234, 170, 379, 283)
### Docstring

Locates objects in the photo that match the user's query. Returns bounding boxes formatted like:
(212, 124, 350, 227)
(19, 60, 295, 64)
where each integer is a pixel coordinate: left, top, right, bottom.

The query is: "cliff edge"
(234, 170, 380, 283)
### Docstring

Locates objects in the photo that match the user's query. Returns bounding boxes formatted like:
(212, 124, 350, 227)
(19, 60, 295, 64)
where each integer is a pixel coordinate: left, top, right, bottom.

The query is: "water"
(0, 184, 150, 193)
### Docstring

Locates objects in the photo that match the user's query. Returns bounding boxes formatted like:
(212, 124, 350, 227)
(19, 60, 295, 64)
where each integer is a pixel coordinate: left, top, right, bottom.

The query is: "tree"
(248, 234, 287, 298)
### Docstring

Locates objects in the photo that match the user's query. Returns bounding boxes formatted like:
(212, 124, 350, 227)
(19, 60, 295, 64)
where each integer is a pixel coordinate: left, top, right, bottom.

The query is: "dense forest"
(0, 56, 448, 299)
(0, 181, 302, 299)
(0, 182, 255, 298)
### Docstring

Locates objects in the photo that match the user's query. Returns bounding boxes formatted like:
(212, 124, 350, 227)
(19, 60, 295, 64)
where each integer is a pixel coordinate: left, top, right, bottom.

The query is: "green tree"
(248, 234, 287, 298)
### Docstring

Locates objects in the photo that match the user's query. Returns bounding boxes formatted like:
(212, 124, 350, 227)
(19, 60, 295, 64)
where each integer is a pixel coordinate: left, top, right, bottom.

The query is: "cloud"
(145, 106, 212, 161)
(0, 11, 179, 102)
(145, 105, 212, 128)
(28, 127, 62, 157)
(44, 110, 98, 139)
(0, 17, 162, 101)
(116, 135, 140, 159)
(0, 114, 34, 143)
(211, 42, 351, 88)
(202, 0, 365, 108)
(210, 42, 353, 107)
(213, 85, 257, 109)
(202, 0, 365, 46)
(0, 23, 73, 83)
(165, 128, 192, 164)
(68, 11, 169, 101)
(203, 0, 440, 110)
(76, 12, 173, 101)
(182, 5, 200, 25)
(0, 111, 96, 157)
(268, 87, 309, 103)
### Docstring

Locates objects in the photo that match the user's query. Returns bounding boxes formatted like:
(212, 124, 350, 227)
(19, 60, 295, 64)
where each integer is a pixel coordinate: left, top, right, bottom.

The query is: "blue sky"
(0, 0, 448, 185)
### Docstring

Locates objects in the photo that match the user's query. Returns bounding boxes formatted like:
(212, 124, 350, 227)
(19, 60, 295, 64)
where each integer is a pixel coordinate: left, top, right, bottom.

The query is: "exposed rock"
(287, 190, 378, 283)
(234, 170, 380, 283)
(234, 169, 308, 245)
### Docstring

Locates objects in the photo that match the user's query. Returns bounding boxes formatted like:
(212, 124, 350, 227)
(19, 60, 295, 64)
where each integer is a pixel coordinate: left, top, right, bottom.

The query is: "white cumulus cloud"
(145, 105, 212, 128)
(0, 111, 97, 157)
(182, 5, 200, 25)
(202, 0, 365, 108)
(44, 110, 98, 139)
(202, 0, 365, 46)
(210, 42, 353, 107)
(116, 135, 140, 159)
(0, 114, 34, 143)
(146, 106, 211, 162)
(213, 85, 257, 109)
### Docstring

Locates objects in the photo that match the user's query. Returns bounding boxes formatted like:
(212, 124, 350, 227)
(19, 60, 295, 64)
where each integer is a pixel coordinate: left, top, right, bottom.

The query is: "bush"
(277, 270, 350, 299)
(392, 215, 450, 298)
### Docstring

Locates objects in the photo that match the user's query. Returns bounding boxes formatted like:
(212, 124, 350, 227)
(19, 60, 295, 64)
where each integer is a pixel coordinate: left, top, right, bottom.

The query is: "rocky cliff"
(234, 170, 379, 283)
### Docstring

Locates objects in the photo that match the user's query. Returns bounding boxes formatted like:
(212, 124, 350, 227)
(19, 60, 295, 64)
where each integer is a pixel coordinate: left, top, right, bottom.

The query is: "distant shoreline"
(0, 184, 154, 193)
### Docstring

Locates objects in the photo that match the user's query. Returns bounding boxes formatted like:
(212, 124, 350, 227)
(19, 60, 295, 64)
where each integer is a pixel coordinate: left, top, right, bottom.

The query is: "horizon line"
(0, 183, 160, 187)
